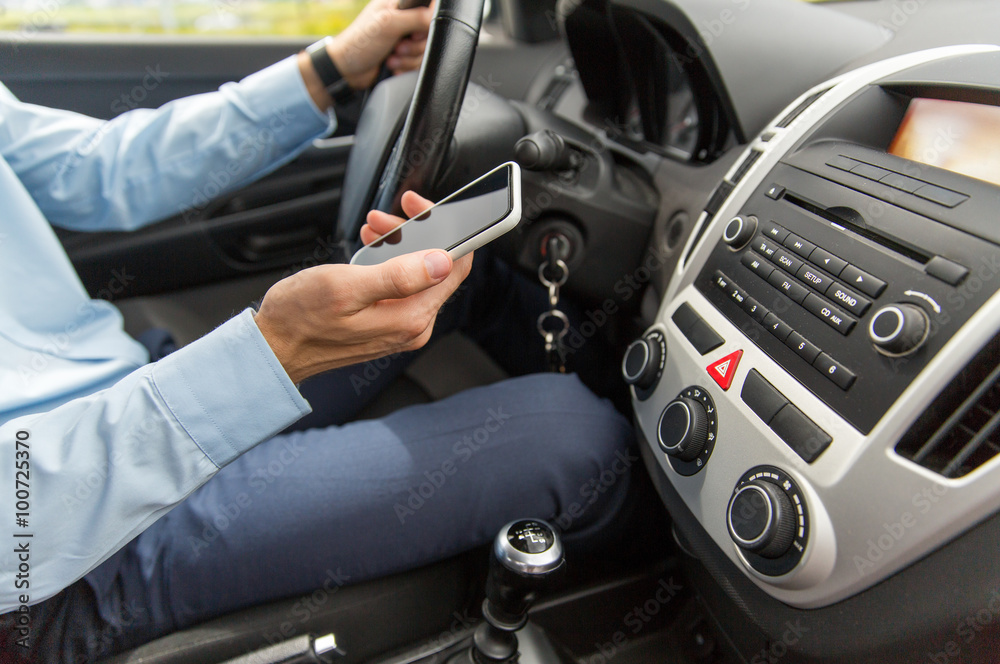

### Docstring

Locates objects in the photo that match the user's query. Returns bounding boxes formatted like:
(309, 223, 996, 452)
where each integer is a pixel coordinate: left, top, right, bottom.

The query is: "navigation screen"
(889, 98, 1000, 187)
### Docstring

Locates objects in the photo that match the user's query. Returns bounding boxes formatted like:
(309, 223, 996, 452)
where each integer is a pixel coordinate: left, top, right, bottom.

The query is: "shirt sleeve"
(0, 56, 336, 232)
(0, 310, 312, 613)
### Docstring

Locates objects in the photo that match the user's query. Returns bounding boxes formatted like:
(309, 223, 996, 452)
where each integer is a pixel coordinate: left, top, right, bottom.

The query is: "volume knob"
(723, 215, 758, 249)
(657, 397, 709, 462)
(868, 303, 928, 356)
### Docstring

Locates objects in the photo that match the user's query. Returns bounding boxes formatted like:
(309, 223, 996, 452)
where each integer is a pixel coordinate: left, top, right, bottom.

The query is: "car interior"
(4, 0, 1000, 662)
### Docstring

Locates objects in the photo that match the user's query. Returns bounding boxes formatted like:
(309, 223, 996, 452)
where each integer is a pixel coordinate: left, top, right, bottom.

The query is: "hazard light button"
(707, 350, 743, 390)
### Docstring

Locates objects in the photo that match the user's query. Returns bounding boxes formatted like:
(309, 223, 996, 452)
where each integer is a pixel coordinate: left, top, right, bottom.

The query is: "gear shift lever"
(469, 519, 565, 664)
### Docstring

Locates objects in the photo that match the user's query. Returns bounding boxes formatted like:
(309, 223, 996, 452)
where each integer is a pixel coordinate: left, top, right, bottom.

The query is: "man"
(0, 2, 634, 661)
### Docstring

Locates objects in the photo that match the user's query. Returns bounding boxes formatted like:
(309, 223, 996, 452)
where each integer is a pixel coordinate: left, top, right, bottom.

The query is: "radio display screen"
(888, 97, 1000, 187)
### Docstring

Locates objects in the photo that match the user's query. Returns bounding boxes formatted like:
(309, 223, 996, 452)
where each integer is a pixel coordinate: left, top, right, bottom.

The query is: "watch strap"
(306, 37, 358, 106)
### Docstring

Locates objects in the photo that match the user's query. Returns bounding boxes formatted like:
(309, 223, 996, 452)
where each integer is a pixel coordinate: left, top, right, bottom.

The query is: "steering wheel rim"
(336, 0, 486, 255)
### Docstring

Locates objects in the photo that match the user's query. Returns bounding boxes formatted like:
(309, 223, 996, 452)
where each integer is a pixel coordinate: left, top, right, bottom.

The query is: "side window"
(0, 0, 367, 37)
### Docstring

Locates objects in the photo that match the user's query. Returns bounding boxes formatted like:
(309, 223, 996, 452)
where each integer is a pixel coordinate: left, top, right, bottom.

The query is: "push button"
(813, 352, 857, 390)
(796, 264, 832, 293)
(826, 155, 859, 172)
(727, 282, 749, 307)
(913, 184, 968, 208)
(803, 293, 856, 335)
(688, 319, 726, 356)
(850, 162, 893, 181)
(759, 221, 789, 244)
(808, 247, 847, 277)
(879, 172, 923, 193)
(769, 404, 832, 463)
(840, 264, 886, 298)
(672, 302, 725, 356)
(783, 233, 817, 259)
(925, 256, 969, 286)
(741, 251, 774, 281)
(707, 350, 743, 391)
(784, 332, 821, 364)
(767, 270, 809, 304)
(772, 249, 804, 276)
(742, 296, 769, 323)
(752, 236, 778, 259)
(741, 370, 788, 424)
(671, 302, 699, 332)
(763, 313, 793, 342)
(824, 282, 871, 317)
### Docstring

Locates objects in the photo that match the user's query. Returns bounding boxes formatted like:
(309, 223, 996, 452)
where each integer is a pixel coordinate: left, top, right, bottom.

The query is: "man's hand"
(331, 0, 434, 90)
(360, 190, 433, 244)
(254, 191, 472, 384)
(298, 0, 433, 111)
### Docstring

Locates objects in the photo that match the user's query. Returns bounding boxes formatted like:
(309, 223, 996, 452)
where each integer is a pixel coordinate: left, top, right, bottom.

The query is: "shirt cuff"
(150, 309, 312, 468)
(227, 54, 338, 150)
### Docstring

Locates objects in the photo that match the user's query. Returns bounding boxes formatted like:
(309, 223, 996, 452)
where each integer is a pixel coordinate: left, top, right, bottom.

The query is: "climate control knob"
(622, 334, 664, 390)
(868, 303, 929, 355)
(722, 215, 758, 249)
(658, 397, 709, 462)
(727, 479, 796, 559)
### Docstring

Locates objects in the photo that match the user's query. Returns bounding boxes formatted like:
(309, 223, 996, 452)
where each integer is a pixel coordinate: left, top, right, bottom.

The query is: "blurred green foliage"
(0, 0, 368, 37)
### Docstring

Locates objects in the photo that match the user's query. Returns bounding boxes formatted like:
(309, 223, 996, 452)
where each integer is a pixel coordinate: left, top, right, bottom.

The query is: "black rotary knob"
(722, 215, 758, 249)
(727, 480, 796, 559)
(868, 303, 928, 356)
(622, 335, 664, 390)
(657, 397, 709, 462)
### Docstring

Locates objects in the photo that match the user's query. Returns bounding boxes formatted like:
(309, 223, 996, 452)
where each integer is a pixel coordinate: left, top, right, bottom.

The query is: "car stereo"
(696, 141, 999, 436)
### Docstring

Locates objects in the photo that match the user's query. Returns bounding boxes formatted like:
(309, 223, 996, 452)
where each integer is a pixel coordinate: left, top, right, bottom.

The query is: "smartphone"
(397, 0, 431, 8)
(350, 162, 522, 266)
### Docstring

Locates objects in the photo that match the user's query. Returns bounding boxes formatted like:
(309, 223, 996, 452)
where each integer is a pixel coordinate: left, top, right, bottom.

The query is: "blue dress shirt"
(0, 56, 335, 613)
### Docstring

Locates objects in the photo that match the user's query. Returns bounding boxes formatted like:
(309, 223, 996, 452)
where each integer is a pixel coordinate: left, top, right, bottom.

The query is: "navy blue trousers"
(4, 255, 635, 662)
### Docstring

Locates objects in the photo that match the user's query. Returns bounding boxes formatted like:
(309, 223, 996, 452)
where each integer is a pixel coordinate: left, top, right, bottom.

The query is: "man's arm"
(0, 309, 311, 613)
(0, 0, 433, 232)
(0, 236, 469, 614)
(0, 60, 333, 232)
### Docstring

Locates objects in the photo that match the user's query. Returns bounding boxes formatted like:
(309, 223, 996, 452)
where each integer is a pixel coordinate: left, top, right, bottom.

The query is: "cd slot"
(781, 191, 930, 265)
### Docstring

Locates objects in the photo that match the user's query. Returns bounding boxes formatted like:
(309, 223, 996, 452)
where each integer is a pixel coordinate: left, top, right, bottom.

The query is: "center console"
(628, 45, 1000, 608)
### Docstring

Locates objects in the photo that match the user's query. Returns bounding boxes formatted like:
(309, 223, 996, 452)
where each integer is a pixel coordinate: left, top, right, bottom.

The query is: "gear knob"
(485, 519, 565, 629)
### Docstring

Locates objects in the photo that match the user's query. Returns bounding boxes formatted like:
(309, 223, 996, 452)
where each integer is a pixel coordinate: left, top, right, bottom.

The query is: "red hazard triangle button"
(706, 350, 743, 391)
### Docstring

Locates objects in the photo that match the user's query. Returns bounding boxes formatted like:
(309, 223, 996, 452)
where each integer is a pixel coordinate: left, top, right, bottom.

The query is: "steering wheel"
(336, 0, 486, 257)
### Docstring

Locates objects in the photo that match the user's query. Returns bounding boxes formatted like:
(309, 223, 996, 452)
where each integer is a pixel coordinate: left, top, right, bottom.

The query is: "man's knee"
(528, 373, 633, 450)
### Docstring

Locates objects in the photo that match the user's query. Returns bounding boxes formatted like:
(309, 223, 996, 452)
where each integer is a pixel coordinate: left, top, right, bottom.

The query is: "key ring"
(538, 260, 568, 289)
(537, 309, 570, 340)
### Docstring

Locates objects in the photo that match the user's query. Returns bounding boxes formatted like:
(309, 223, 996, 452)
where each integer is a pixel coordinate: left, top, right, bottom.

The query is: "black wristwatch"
(306, 37, 358, 106)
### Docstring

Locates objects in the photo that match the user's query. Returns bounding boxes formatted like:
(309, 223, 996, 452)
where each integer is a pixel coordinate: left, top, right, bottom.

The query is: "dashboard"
(547, 0, 1000, 661)
(632, 42, 1000, 604)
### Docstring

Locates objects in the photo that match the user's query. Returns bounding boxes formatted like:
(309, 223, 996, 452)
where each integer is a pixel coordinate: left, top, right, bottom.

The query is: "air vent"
(775, 88, 830, 129)
(730, 149, 762, 184)
(684, 154, 755, 266)
(704, 180, 735, 218)
(683, 180, 736, 266)
(896, 335, 1000, 478)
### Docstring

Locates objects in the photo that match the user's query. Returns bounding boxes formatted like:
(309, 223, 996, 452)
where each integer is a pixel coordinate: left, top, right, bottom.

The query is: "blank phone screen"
(352, 165, 513, 265)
